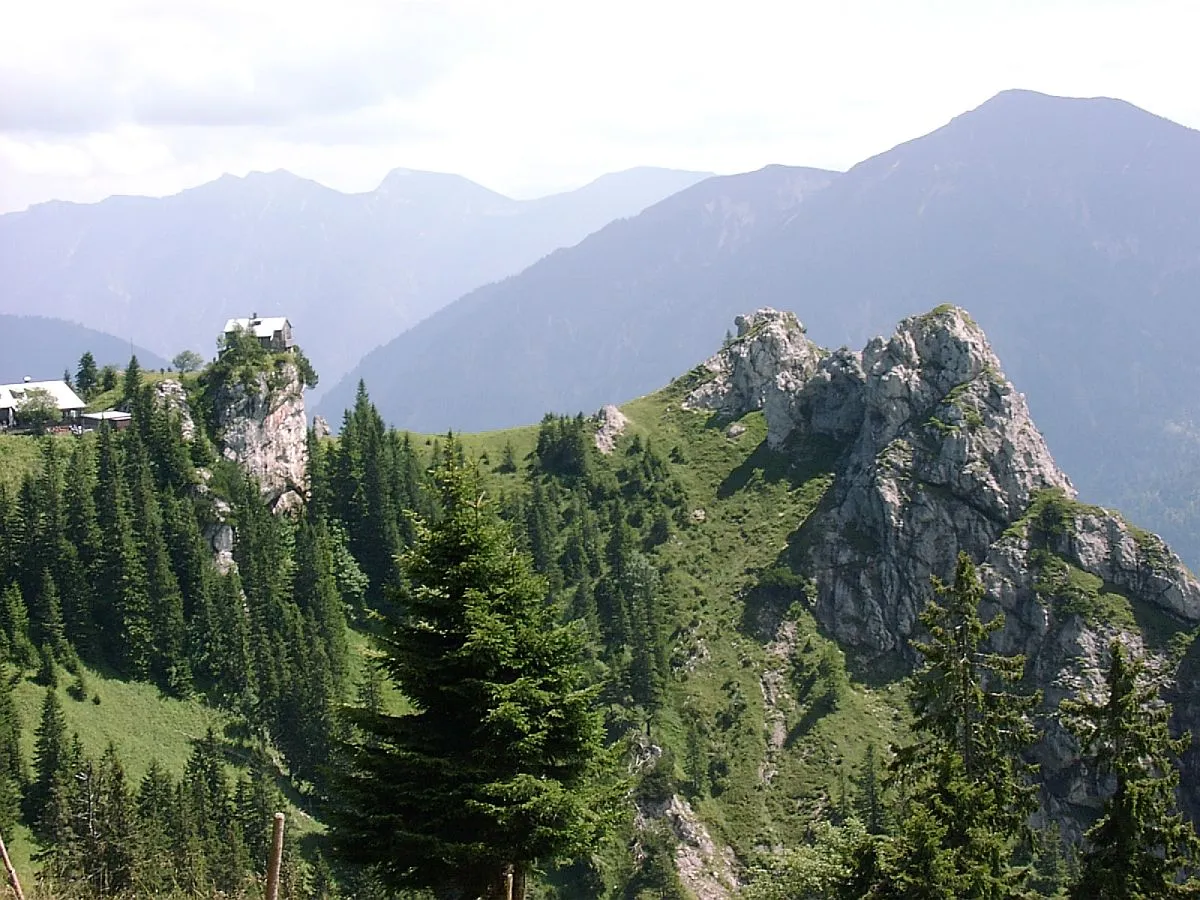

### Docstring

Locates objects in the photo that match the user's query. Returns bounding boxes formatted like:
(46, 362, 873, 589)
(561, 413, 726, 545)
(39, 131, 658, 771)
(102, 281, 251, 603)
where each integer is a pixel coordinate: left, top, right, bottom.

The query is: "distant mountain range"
(316, 89, 1200, 567)
(0, 315, 167, 384)
(0, 166, 710, 396)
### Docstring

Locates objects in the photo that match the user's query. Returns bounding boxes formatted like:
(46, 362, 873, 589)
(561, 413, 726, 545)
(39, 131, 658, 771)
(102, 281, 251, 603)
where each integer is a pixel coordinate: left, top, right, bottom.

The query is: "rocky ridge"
(684, 305, 1200, 824)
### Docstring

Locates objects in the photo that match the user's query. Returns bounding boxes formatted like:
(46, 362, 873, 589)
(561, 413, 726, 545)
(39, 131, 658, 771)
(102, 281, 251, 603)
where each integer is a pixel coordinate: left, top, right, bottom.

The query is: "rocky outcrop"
(152, 379, 196, 440)
(212, 362, 308, 514)
(687, 305, 1088, 651)
(685, 309, 825, 448)
(636, 795, 740, 900)
(687, 305, 1200, 824)
(594, 404, 629, 454)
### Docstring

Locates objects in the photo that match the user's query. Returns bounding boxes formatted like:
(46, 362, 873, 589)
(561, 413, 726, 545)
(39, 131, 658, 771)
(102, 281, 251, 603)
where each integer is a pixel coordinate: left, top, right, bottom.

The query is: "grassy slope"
(7, 663, 234, 883)
(453, 382, 908, 861)
(0, 435, 47, 492)
(1, 379, 906, 886)
(85, 371, 201, 413)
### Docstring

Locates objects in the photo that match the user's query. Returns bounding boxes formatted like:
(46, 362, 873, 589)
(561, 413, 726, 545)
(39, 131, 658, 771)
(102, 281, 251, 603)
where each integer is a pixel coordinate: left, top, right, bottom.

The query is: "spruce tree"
(293, 518, 350, 686)
(524, 477, 558, 575)
(94, 426, 154, 676)
(128, 444, 191, 694)
(135, 759, 179, 895)
(856, 742, 886, 835)
(0, 486, 14, 592)
(624, 551, 668, 717)
(0, 583, 36, 670)
(75, 351, 99, 400)
(0, 662, 23, 833)
(880, 552, 1040, 898)
(182, 727, 233, 875)
(63, 441, 102, 654)
(499, 439, 518, 474)
(27, 686, 74, 833)
(1063, 639, 1200, 899)
(91, 743, 137, 894)
(329, 459, 621, 899)
(210, 571, 255, 707)
(122, 354, 142, 406)
(31, 569, 69, 660)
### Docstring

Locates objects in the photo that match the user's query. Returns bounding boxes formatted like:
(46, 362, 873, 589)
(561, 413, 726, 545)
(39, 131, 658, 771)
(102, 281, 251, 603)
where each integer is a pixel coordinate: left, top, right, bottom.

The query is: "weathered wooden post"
(0, 828, 26, 900)
(265, 811, 286, 900)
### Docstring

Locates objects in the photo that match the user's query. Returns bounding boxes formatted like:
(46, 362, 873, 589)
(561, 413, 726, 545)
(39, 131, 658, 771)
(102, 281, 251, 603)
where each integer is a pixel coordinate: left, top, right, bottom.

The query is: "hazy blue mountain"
(319, 90, 1200, 566)
(0, 166, 709, 396)
(317, 164, 839, 427)
(0, 315, 167, 383)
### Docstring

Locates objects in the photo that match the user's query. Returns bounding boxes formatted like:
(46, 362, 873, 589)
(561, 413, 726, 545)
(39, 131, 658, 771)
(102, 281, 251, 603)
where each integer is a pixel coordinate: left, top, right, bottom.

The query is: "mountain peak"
(373, 168, 512, 204)
(948, 87, 1193, 141)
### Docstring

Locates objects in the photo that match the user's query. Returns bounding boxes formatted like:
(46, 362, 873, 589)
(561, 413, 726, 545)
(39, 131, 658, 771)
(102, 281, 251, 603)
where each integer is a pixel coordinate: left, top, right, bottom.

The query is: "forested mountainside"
(1, 307, 1198, 898)
(0, 315, 167, 382)
(0, 166, 708, 395)
(322, 89, 1200, 575)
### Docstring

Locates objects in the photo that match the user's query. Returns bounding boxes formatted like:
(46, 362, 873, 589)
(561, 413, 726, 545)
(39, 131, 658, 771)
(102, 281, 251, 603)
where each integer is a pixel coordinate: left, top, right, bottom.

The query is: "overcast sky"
(2, 0, 1197, 213)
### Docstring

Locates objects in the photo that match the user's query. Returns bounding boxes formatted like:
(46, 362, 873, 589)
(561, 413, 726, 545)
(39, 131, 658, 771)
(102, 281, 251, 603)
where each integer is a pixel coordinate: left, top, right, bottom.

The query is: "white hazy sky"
(1, 0, 1197, 213)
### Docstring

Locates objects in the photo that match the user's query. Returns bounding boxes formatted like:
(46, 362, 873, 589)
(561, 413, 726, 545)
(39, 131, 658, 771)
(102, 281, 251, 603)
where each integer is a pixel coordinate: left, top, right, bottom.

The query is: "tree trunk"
(483, 864, 525, 900)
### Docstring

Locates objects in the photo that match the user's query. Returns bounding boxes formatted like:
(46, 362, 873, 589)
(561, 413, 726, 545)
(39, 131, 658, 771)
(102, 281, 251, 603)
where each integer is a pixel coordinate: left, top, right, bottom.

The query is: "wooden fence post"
(0, 829, 25, 900)
(265, 811, 286, 900)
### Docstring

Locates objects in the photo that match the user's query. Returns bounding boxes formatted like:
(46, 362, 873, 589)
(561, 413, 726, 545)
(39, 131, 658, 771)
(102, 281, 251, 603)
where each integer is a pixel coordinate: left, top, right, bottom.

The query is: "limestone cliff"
(211, 361, 309, 514)
(685, 305, 1200, 825)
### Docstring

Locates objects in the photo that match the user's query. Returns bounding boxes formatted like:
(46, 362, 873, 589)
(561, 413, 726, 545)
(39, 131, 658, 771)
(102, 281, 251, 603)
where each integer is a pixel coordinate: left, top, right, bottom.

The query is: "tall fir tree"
(856, 742, 887, 835)
(0, 662, 23, 833)
(330, 459, 621, 899)
(293, 518, 350, 686)
(27, 687, 75, 834)
(877, 552, 1041, 899)
(94, 426, 154, 677)
(1063, 639, 1200, 899)
(122, 354, 143, 406)
(62, 441, 102, 655)
(75, 351, 99, 400)
(126, 437, 191, 694)
(89, 743, 138, 894)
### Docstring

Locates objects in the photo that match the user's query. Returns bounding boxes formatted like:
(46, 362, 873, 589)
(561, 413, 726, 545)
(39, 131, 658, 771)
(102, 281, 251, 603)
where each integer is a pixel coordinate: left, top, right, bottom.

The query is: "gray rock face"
(152, 379, 196, 441)
(212, 362, 308, 514)
(689, 306, 1084, 650)
(689, 305, 1200, 824)
(684, 309, 825, 449)
(594, 404, 629, 454)
(807, 308, 1076, 652)
(191, 468, 236, 572)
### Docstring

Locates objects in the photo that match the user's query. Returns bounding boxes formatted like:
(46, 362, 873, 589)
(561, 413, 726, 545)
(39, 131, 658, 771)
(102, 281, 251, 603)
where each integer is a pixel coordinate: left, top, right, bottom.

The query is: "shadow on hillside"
(187, 722, 319, 815)
(718, 441, 793, 498)
(718, 433, 844, 500)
